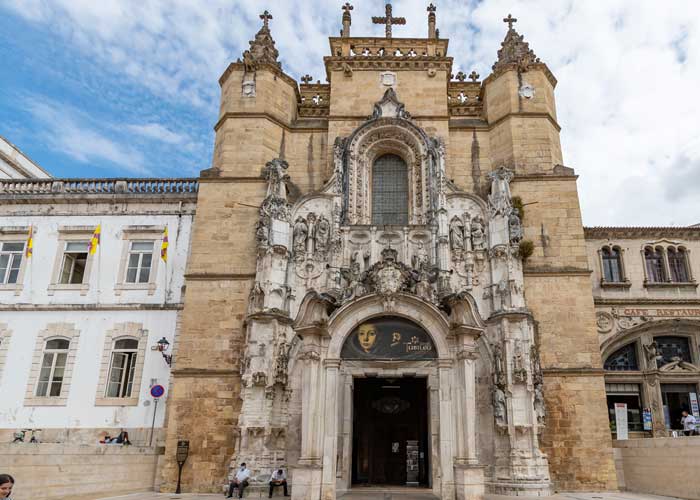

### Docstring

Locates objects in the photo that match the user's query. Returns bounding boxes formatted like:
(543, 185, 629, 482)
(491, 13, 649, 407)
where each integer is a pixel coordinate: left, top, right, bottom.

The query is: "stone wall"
(0, 443, 162, 499)
(614, 437, 700, 499)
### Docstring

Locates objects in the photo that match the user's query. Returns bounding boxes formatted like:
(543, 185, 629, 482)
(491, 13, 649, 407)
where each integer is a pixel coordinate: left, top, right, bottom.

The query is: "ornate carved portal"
(234, 89, 551, 500)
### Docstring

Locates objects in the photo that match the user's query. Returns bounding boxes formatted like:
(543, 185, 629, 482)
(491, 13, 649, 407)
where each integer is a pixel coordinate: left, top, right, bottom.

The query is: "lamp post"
(156, 337, 172, 366)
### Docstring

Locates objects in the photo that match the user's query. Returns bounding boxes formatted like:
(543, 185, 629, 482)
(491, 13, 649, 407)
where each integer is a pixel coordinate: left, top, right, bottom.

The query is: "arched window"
(668, 247, 690, 283)
(601, 246, 623, 282)
(36, 338, 70, 397)
(604, 343, 639, 371)
(106, 338, 139, 398)
(371, 154, 408, 225)
(654, 336, 692, 365)
(644, 246, 666, 283)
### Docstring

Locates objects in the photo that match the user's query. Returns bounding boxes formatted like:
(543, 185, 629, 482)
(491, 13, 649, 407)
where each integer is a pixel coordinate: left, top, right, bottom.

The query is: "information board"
(615, 403, 628, 440)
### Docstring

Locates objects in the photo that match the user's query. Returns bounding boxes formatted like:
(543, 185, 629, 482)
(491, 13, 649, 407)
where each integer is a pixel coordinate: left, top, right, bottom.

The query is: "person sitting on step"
(226, 462, 251, 499)
(269, 468, 289, 498)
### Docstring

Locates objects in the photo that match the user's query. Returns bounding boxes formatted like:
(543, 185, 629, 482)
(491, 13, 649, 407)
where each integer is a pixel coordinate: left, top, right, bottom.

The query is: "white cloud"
(126, 123, 186, 145)
(2, 0, 699, 225)
(25, 97, 149, 174)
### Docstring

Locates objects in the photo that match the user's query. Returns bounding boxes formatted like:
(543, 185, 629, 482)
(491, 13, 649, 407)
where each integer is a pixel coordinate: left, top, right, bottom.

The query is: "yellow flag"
(89, 224, 101, 255)
(160, 227, 169, 262)
(25, 225, 33, 258)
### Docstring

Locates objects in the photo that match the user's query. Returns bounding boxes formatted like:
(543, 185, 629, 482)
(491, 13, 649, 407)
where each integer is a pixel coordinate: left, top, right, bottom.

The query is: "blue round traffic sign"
(150, 384, 165, 398)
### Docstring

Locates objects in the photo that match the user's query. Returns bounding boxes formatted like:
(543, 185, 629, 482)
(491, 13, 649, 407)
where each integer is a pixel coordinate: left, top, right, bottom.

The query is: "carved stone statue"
(243, 49, 256, 74)
(341, 260, 366, 301)
(248, 343, 268, 387)
(255, 218, 269, 249)
(293, 217, 308, 255)
(493, 343, 506, 387)
(411, 243, 429, 270)
(263, 158, 289, 200)
(449, 216, 465, 252)
(488, 166, 514, 216)
(643, 341, 660, 369)
(534, 383, 546, 426)
(315, 215, 331, 255)
(512, 341, 527, 383)
(306, 212, 317, 253)
(509, 209, 523, 244)
(531, 343, 543, 386)
(493, 386, 507, 426)
(248, 282, 265, 314)
(471, 216, 485, 250)
(274, 341, 289, 387)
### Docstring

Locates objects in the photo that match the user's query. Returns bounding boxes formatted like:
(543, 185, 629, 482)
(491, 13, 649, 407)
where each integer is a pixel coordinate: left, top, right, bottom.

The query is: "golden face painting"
(357, 323, 378, 352)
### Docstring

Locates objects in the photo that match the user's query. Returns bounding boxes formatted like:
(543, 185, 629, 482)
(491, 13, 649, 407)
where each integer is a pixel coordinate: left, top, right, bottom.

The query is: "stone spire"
(246, 10, 281, 69)
(492, 14, 540, 73)
(341, 3, 353, 38)
(427, 3, 437, 39)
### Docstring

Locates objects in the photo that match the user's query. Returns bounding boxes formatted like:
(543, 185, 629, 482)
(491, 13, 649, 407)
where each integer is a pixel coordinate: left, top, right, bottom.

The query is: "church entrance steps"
(338, 487, 438, 500)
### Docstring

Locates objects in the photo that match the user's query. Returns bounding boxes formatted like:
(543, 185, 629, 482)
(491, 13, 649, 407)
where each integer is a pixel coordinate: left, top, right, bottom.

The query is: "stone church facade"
(161, 6, 619, 498)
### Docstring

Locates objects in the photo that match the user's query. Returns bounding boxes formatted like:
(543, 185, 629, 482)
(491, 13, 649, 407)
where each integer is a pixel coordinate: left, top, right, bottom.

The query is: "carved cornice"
(324, 56, 453, 73)
(584, 226, 700, 240)
(0, 303, 183, 311)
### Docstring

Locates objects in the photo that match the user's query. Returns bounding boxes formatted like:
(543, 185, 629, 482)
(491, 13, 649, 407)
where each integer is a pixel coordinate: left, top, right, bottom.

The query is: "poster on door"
(690, 393, 700, 419)
(615, 403, 628, 440)
(642, 408, 652, 431)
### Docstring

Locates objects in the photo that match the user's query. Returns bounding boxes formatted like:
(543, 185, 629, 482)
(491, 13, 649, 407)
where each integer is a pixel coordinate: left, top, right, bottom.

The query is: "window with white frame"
(35, 338, 70, 397)
(106, 338, 139, 398)
(0, 242, 24, 284)
(125, 241, 154, 284)
(59, 241, 89, 284)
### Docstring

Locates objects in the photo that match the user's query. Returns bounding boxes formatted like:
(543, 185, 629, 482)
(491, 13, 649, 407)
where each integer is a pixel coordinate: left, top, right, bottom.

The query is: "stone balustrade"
(0, 178, 199, 196)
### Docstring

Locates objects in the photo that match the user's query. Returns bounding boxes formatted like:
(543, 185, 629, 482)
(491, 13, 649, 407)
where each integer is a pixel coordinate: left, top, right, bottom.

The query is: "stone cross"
(342, 2, 353, 13)
(260, 10, 273, 28)
(469, 70, 480, 82)
(372, 3, 406, 39)
(503, 14, 517, 30)
(301, 74, 313, 85)
(427, 3, 436, 13)
(455, 71, 466, 82)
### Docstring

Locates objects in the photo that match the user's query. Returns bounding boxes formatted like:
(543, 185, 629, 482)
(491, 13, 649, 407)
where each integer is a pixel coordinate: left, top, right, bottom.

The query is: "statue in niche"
(493, 343, 506, 387)
(293, 216, 308, 255)
(413, 260, 437, 303)
(255, 218, 269, 248)
(341, 255, 367, 301)
(248, 282, 265, 315)
(530, 343, 543, 386)
(534, 383, 546, 426)
(509, 209, 523, 244)
(449, 216, 465, 252)
(306, 212, 317, 253)
(487, 166, 514, 217)
(512, 341, 527, 383)
(315, 215, 330, 255)
(471, 216, 485, 251)
(274, 341, 289, 387)
(493, 386, 507, 426)
(411, 242, 429, 270)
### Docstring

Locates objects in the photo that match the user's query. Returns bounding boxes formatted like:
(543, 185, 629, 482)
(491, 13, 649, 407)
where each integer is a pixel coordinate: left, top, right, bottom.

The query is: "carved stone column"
(437, 357, 456, 500)
(321, 358, 341, 500)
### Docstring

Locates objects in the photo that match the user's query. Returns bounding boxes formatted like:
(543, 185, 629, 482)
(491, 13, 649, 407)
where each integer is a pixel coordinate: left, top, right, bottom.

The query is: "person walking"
(226, 462, 251, 498)
(0, 474, 14, 499)
(268, 468, 289, 498)
(681, 410, 697, 436)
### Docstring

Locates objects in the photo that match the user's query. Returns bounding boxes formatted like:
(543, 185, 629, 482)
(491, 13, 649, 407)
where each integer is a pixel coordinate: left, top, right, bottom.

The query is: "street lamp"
(155, 337, 172, 367)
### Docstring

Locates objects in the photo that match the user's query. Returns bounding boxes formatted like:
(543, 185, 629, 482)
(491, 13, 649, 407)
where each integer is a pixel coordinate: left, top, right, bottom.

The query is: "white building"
(0, 176, 197, 445)
(0, 135, 52, 179)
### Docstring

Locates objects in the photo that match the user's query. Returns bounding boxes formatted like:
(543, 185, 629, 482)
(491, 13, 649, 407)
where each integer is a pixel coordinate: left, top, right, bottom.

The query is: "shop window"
(372, 154, 408, 225)
(604, 343, 639, 371)
(668, 247, 690, 283)
(605, 383, 644, 433)
(35, 338, 70, 397)
(654, 336, 692, 365)
(601, 246, 623, 282)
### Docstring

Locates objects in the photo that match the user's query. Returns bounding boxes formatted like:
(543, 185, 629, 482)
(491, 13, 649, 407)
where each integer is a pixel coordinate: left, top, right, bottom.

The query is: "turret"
(482, 14, 562, 174)
(213, 11, 298, 176)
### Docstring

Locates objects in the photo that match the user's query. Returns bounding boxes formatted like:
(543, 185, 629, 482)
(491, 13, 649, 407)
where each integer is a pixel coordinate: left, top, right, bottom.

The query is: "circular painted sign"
(150, 384, 165, 398)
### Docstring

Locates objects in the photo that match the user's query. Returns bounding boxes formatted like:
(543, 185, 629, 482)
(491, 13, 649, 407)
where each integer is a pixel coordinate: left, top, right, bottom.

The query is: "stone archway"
(292, 291, 486, 500)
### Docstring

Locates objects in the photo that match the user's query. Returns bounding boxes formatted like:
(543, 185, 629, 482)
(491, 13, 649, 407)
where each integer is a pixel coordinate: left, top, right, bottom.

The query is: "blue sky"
(0, 0, 698, 226)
